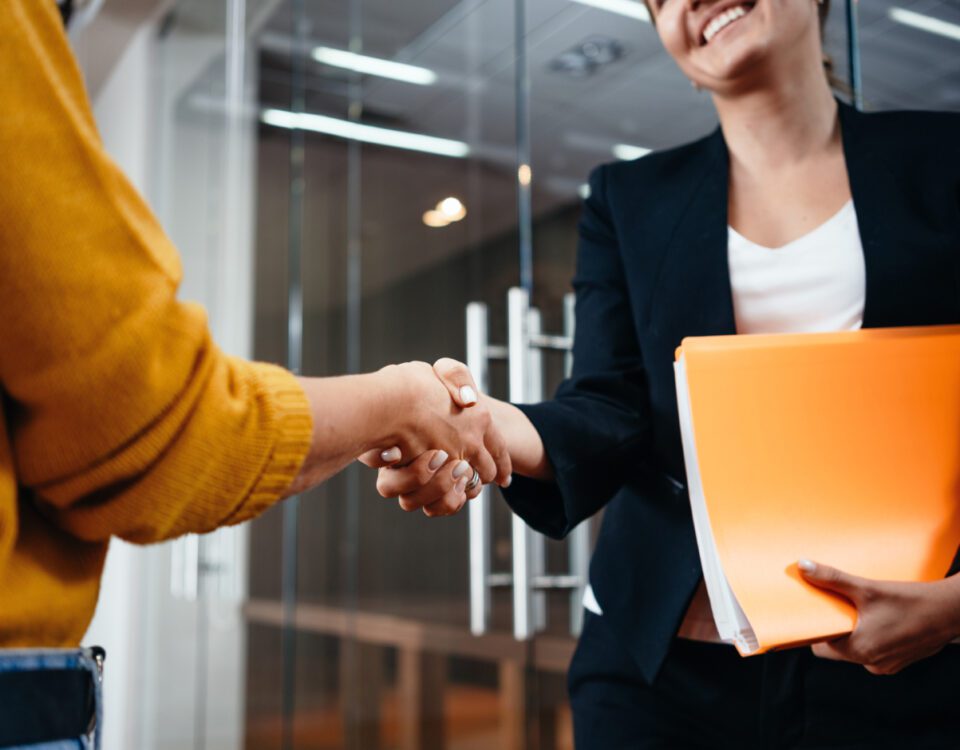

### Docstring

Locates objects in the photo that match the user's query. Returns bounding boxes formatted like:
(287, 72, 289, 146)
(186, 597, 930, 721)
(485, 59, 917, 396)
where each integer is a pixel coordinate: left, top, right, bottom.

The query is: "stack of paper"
(674, 326, 960, 656)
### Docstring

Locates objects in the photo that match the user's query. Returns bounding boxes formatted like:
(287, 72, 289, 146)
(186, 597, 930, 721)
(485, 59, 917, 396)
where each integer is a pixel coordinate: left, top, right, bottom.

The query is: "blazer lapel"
(648, 128, 736, 347)
(648, 101, 959, 347)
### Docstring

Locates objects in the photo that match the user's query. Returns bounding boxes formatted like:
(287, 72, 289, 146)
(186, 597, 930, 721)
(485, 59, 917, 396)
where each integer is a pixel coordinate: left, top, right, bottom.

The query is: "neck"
(711, 55, 839, 173)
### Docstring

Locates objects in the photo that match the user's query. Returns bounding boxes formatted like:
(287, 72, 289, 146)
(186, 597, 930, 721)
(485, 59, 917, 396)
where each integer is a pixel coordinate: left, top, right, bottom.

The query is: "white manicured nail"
(429, 450, 448, 471)
(380, 447, 401, 463)
(502, 475, 512, 488)
(798, 558, 816, 573)
(459, 385, 478, 405)
(452, 460, 471, 479)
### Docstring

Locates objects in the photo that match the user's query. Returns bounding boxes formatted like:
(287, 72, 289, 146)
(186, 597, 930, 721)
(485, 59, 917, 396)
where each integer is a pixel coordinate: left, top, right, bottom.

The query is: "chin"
(692, 18, 784, 94)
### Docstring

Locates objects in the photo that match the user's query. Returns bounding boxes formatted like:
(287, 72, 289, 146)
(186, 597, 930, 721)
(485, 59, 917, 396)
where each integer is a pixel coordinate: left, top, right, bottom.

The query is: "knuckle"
(416, 462, 435, 485)
(398, 497, 418, 512)
(433, 357, 462, 378)
(820, 568, 838, 584)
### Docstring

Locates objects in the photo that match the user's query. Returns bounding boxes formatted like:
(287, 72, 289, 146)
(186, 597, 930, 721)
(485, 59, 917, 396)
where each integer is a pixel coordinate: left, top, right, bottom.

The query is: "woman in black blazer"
(375, 0, 960, 746)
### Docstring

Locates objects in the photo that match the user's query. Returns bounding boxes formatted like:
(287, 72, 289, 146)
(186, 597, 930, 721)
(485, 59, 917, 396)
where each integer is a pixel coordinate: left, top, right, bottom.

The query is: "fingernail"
(428, 450, 449, 471)
(459, 385, 478, 405)
(380, 447, 402, 463)
(455, 476, 468, 493)
(452, 460, 471, 479)
(502, 475, 512, 488)
(798, 558, 816, 573)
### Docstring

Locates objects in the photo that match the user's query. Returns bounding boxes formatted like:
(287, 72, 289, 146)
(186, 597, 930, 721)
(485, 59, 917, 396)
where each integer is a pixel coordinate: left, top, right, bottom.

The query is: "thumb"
(433, 357, 480, 408)
(798, 559, 868, 604)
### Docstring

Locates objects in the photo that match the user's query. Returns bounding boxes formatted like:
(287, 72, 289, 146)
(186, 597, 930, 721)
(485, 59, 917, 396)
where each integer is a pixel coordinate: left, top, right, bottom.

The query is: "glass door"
(241, 1, 960, 749)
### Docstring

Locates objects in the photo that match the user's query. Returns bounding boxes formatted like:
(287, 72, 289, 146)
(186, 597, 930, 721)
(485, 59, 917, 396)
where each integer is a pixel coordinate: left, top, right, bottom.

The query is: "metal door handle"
(466, 288, 593, 640)
(467, 302, 493, 636)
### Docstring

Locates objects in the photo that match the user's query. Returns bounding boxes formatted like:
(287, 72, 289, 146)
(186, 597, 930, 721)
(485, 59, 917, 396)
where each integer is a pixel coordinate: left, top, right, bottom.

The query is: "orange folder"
(674, 325, 960, 656)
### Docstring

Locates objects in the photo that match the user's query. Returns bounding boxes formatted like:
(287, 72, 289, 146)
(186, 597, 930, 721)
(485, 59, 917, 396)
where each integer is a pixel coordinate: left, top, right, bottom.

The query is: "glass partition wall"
(148, 0, 960, 748)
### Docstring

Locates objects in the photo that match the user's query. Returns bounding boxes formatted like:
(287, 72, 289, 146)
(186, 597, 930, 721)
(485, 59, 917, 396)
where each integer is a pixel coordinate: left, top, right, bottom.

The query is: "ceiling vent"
(549, 36, 625, 78)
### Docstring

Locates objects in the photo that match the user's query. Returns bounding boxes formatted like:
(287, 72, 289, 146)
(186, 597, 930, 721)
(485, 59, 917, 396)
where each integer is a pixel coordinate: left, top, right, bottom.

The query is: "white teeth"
(703, 5, 749, 44)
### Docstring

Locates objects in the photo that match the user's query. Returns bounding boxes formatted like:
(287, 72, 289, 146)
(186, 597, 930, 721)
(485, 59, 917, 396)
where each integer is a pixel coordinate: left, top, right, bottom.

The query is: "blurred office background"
(68, 0, 959, 748)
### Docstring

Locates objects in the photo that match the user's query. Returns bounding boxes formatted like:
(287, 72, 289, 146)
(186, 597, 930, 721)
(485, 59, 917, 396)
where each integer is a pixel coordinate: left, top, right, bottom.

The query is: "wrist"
(363, 366, 410, 453)
(940, 573, 960, 641)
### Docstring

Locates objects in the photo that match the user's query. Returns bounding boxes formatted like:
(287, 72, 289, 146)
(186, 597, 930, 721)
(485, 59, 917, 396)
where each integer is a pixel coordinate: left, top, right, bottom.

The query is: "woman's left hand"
(799, 559, 960, 675)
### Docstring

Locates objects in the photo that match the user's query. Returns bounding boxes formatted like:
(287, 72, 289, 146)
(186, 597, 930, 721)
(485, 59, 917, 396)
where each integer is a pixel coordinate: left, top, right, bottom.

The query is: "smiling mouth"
(701, 3, 755, 46)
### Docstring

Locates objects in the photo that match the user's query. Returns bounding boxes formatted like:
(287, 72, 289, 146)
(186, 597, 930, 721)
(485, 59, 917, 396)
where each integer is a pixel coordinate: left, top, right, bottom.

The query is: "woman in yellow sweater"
(0, 2, 505, 745)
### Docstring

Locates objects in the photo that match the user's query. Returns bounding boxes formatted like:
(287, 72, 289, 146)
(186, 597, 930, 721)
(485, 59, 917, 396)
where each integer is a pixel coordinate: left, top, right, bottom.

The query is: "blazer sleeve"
(501, 164, 652, 539)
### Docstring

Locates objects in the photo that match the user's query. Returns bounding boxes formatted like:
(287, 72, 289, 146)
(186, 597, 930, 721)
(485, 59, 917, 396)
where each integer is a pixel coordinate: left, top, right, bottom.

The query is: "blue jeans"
(0, 648, 103, 750)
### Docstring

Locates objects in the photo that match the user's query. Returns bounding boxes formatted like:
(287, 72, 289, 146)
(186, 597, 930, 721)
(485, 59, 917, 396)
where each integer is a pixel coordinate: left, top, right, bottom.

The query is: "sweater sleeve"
(0, 0, 313, 543)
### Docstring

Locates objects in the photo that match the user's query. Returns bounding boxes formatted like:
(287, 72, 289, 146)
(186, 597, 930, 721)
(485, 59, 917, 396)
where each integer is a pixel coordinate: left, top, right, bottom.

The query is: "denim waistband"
(0, 647, 103, 750)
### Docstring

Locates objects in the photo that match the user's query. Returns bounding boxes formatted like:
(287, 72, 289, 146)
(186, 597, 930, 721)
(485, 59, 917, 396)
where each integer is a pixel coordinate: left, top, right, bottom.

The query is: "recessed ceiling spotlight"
(550, 36, 625, 78)
(438, 197, 467, 221)
(518, 164, 533, 186)
(424, 197, 468, 228)
(423, 210, 452, 228)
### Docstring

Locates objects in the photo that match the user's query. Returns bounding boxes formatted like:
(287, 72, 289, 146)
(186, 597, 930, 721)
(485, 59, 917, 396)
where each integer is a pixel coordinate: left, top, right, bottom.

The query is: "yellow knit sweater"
(0, 1, 313, 645)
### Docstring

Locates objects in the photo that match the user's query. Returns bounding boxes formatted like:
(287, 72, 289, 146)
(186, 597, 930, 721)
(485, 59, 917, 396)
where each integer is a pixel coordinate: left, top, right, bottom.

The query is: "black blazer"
(502, 101, 960, 684)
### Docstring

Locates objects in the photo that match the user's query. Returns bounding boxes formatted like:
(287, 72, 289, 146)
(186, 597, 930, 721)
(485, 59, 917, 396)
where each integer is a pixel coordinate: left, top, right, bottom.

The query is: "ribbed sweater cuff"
(223, 363, 313, 526)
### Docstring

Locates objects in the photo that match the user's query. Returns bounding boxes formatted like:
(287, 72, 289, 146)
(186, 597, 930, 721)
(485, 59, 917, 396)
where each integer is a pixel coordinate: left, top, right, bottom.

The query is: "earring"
(690, 79, 702, 92)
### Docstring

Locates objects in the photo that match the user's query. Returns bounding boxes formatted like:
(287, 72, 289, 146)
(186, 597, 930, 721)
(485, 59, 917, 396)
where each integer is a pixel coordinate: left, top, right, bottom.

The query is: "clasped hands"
(358, 358, 507, 517)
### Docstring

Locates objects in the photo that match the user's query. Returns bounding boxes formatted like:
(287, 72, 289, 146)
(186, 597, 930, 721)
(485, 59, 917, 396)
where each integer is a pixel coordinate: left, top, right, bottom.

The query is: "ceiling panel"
(238, 0, 959, 298)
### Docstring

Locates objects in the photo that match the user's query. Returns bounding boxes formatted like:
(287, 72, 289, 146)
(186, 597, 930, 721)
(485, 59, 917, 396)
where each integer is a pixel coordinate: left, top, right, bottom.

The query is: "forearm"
(484, 395, 553, 481)
(287, 371, 402, 495)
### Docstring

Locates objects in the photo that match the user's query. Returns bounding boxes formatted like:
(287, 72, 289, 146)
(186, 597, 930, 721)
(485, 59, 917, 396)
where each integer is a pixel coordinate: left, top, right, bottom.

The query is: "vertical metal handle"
(469, 288, 592, 641)
(508, 288, 534, 640)
(466, 302, 492, 636)
(525, 307, 547, 634)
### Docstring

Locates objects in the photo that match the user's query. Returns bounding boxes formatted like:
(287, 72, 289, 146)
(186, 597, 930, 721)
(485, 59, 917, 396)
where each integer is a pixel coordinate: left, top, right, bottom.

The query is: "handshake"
(357, 358, 513, 518)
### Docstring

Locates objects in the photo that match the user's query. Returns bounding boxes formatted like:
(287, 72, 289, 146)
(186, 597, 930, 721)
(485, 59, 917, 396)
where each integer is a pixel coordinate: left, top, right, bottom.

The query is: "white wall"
(83, 21, 161, 750)
(77, 5, 259, 749)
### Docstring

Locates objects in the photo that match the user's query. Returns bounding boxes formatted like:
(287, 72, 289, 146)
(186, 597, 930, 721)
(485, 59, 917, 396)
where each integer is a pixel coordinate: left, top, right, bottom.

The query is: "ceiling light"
(312, 47, 438, 85)
(438, 197, 467, 221)
(423, 210, 452, 228)
(518, 164, 533, 186)
(612, 143, 651, 160)
(888, 8, 960, 42)
(261, 109, 470, 158)
(570, 0, 650, 23)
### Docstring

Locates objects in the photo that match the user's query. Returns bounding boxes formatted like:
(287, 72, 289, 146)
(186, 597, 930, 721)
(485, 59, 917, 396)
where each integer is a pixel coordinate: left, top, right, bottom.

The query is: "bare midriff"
(676, 579, 725, 643)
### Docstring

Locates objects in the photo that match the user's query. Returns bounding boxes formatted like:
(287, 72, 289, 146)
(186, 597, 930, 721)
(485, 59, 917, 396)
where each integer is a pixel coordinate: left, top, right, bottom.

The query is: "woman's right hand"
(375, 448, 487, 517)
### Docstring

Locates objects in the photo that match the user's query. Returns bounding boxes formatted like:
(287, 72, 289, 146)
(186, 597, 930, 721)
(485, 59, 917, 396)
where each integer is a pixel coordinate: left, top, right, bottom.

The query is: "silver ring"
(465, 468, 481, 491)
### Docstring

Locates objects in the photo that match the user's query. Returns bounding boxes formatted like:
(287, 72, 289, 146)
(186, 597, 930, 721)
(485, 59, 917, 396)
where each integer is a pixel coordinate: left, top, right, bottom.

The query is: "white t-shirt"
(583, 198, 866, 616)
